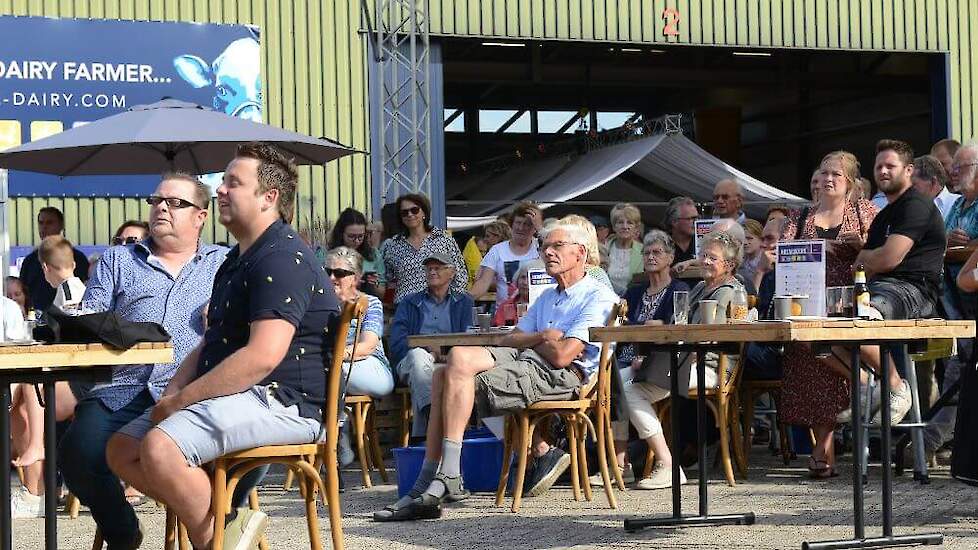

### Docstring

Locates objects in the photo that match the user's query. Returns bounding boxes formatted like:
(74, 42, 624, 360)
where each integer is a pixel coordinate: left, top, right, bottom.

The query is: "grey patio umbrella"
(0, 98, 359, 175)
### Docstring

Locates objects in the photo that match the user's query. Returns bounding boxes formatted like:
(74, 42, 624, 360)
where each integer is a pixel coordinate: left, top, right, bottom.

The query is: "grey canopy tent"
(446, 133, 805, 231)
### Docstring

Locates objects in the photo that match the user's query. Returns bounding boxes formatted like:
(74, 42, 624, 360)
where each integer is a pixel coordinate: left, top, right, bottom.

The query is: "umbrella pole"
(0, 169, 9, 339)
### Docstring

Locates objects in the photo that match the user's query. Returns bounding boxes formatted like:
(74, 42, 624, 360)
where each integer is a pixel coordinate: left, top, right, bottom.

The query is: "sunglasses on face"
(112, 236, 140, 246)
(326, 267, 356, 279)
(146, 195, 201, 209)
(400, 206, 422, 218)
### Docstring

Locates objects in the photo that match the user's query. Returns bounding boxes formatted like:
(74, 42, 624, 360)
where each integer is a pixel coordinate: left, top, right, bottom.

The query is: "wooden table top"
(0, 342, 173, 369)
(590, 319, 975, 344)
(408, 330, 513, 348)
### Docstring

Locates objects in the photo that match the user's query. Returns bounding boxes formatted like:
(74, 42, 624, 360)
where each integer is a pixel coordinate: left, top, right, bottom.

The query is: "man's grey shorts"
(118, 385, 325, 467)
(869, 277, 939, 320)
(474, 347, 582, 417)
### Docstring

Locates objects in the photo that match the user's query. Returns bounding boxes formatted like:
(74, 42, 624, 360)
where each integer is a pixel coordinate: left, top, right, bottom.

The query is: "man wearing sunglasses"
(18, 206, 90, 312)
(57, 172, 228, 550)
(108, 143, 340, 550)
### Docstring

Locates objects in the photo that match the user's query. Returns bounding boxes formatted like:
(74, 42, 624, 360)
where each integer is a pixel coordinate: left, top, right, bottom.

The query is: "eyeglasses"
(325, 268, 356, 278)
(424, 264, 452, 274)
(146, 196, 201, 209)
(400, 206, 422, 217)
(539, 240, 578, 253)
(344, 233, 366, 242)
(112, 236, 140, 246)
(951, 162, 978, 175)
(643, 248, 670, 257)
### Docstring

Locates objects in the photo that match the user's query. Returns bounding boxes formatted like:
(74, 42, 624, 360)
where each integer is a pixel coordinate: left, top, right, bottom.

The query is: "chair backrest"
(322, 296, 369, 454)
(716, 343, 747, 396)
(583, 300, 628, 402)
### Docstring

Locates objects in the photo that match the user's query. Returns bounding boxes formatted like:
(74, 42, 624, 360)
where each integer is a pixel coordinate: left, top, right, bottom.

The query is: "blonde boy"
(38, 236, 86, 312)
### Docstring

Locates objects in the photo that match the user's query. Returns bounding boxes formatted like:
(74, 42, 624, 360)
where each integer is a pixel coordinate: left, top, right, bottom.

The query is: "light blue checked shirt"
(82, 239, 228, 411)
(516, 274, 618, 379)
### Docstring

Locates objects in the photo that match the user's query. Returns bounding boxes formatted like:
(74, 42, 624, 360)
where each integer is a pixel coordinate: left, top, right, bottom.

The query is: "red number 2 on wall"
(662, 7, 681, 36)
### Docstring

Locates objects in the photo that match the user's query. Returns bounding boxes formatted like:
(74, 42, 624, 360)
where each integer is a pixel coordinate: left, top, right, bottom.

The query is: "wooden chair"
(740, 379, 794, 466)
(204, 296, 369, 550)
(495, 301, 627, 513)
(395, 386, 413, 447)
(343, 394, 388, 487)
(659, 350, 748, 486)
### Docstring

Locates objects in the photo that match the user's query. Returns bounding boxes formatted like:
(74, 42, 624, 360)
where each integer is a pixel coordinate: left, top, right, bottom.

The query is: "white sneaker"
(588, 465, 635, 487)
(836, 383, 881, 424)
(887, 380, 913, 425)
(11, 486, 43, 518)
(635, 463, 686, 490)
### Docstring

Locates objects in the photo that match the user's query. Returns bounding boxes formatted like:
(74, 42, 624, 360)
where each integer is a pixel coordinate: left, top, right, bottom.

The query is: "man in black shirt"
(857, 139, 946, 319)
(846, 139, 946, 425)
(18, 206, 89, 311)
(107, 143, 340, 550)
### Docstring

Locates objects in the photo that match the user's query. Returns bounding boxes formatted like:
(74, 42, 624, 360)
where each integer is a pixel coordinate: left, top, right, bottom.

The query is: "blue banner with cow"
(0, 16, 261, 196)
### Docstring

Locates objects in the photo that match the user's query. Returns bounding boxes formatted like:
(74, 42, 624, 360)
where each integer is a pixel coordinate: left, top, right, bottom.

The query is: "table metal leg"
(43, 383, 56, 550)
(624, 345, 755, 534)
(670, 349, 681, 518)
(801, 342, 943, 550)
(0, 384, 10, 550)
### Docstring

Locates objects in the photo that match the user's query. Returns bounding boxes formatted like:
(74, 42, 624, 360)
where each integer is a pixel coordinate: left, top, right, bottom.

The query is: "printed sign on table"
(527, 267, 557, 307)
(775, 240, 827, 317)
(693, 218, 718, 256)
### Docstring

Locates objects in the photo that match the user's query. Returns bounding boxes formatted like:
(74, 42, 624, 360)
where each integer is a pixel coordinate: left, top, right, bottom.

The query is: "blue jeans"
(59, 390, 154, 546)
(59, 390, 268, 546)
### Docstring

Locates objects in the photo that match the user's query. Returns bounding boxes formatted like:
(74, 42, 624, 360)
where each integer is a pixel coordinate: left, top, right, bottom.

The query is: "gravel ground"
(11, 449, 978, 549)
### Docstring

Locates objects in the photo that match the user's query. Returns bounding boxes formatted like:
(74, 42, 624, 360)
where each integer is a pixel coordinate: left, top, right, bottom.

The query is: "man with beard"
(843, 139, 947, 424)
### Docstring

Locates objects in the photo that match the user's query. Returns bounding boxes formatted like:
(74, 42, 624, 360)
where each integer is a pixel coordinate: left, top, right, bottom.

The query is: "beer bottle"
(854, 264, 871, 319)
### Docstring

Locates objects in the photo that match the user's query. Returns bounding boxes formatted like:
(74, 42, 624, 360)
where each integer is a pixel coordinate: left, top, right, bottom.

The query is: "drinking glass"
(673, 290, 690, 325)
(826, 286, 854, 318)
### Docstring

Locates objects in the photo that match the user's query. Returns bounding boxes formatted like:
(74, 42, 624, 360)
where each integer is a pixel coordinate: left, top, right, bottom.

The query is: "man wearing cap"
(389, 251, 474, 441)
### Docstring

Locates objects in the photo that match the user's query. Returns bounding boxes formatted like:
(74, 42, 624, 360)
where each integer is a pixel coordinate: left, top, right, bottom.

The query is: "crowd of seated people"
(6, 136, 976, 547)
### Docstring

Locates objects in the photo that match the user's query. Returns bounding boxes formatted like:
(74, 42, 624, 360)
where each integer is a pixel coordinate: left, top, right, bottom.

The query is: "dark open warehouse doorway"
(440, 39, 947, 217)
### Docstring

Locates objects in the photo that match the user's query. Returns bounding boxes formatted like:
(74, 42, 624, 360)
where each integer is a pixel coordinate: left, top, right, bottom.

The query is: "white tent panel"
(446, 133, 805, 230)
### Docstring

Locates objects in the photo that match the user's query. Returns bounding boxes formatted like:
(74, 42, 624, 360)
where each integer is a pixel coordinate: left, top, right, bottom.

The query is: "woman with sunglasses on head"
(329, 207, 386, 298)
(111, 220, 150, 246)
(326, 246, 394, 465)
(780, 151, 878, 478)
(383, 193, 467, 303)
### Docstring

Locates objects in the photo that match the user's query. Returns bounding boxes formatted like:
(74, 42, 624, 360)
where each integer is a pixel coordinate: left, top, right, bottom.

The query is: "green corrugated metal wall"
(3, 1, 977, 246)
(0, 0, 370, 247)
(425, 0, 976, 156)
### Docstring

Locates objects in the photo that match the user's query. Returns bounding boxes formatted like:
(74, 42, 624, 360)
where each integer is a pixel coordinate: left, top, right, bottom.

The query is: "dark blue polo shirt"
(199, 219, 340, 418)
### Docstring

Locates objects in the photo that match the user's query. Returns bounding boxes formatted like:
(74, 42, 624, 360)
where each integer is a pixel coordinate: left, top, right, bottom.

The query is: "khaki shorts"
(474, 347, 582, 417)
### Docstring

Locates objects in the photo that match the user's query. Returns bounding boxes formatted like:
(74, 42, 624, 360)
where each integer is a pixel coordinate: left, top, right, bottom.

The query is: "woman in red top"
(780, 150, 879, 477)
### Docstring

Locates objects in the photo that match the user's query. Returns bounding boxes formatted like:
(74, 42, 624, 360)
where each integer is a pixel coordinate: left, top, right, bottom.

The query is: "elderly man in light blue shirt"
(374, 220, 618, 522)
(57, 173, 227, 550)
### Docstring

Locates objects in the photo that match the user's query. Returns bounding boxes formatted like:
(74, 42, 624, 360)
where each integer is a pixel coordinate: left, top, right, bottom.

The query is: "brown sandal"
(808, 457, 837, 479)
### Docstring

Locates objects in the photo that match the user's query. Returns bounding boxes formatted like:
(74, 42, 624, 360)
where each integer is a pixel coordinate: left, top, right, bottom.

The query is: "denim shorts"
(118, 385, 324, 467)
(868, 277, 939, 320)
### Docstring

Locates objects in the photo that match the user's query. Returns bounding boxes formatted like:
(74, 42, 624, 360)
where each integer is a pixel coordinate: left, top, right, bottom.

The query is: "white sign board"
(775, 240, 827, 317)
(693, 218, 719, 256)
(527, 268, 557, 307)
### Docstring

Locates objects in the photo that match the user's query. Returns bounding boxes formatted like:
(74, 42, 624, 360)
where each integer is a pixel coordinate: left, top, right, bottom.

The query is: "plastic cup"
(698, 299, 719, 324)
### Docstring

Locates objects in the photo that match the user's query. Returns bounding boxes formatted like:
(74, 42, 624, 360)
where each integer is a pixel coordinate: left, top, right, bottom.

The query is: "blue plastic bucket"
(393, 428, 503, 496)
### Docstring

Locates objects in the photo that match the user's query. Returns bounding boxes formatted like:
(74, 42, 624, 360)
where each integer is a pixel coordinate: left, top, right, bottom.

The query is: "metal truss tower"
(367, 0, 432, 207)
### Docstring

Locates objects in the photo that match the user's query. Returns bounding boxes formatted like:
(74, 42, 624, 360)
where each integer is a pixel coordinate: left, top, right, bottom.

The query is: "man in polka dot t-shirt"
(108, 143, 339, 550)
